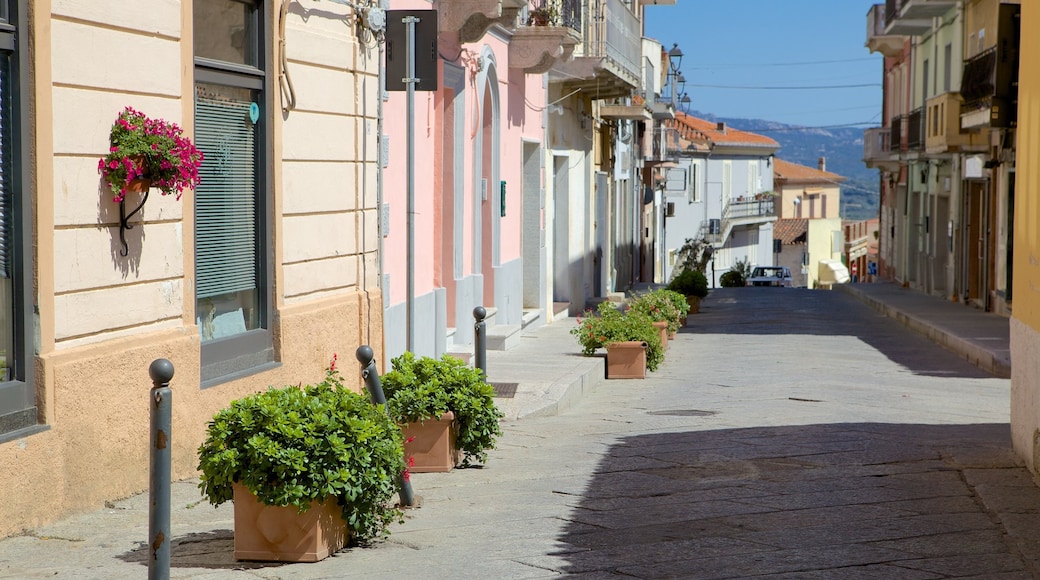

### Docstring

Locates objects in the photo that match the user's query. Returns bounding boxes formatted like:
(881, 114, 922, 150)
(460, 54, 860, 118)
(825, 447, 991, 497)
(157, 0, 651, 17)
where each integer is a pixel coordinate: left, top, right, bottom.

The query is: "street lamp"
(667, 43, 683, 109)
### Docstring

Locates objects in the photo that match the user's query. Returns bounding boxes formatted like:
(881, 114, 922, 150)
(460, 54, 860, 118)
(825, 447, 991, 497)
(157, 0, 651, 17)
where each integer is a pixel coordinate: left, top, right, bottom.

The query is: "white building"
(661, 114, 779, 286)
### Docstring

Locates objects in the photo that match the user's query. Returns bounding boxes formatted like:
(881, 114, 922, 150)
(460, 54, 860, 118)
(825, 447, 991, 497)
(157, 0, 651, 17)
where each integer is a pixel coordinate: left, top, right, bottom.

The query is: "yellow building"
(1011, 2, 1040, 472)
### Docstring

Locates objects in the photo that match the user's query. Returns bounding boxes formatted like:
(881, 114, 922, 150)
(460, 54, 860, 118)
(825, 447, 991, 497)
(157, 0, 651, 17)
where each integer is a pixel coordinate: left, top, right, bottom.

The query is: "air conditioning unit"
(665, 202, 675, 217)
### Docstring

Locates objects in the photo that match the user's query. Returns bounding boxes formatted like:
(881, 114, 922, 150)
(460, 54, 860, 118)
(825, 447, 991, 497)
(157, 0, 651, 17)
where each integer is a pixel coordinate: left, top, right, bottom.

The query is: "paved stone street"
(1, 288, 1035, 579)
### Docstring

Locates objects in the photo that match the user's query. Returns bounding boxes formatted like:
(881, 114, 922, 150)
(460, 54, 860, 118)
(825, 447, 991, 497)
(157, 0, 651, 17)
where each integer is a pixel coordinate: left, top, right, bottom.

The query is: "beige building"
(773, 157, 844, 220)
(0, 0, 383, 537)
(772, 158, 846, 289)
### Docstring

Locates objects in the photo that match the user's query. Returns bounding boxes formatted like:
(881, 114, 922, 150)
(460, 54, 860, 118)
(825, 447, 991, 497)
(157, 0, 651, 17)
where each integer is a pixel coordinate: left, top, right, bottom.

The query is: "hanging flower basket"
(98, 107, 203, 255)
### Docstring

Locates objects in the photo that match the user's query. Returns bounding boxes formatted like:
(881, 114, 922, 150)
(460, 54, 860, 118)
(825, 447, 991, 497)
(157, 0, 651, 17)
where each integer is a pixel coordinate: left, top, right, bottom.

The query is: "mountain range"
(693, 111, 881, 221)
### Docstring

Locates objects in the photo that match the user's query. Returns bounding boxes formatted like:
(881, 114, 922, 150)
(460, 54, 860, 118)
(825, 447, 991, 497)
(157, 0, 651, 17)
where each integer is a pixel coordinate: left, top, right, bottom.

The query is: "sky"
(643, 1, 884, 128)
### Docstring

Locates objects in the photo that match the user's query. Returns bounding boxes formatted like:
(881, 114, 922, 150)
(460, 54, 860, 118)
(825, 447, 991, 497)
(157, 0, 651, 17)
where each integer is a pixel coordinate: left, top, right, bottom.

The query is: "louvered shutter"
(0, 55, 11, 279)
(194, 95, 257, 300)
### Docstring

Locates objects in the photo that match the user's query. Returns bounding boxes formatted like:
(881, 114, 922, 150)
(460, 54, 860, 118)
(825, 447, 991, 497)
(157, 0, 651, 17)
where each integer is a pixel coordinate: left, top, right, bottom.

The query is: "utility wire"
(687, 83, 882, 90)
(686, 57, 878, 69)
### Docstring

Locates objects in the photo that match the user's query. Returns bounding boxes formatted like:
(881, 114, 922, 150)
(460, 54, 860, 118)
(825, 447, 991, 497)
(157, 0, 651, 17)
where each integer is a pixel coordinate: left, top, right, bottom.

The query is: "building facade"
(0, 0, 382, 538)
(1010, 0, 1039, 475)
(660, 114, 778, 287)
(865, 0, 1020, 313)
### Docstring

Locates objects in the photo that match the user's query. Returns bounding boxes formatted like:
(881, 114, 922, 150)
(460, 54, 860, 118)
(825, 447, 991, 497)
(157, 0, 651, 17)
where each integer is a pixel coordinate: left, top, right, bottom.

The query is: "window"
(943, 43, 952, 93)
(688, 162, 699, 203)
(922, 58, 930, 101)
(194, 0, 274, 384)
(722, 161, 732, 200)
(0, 0, 36, 441)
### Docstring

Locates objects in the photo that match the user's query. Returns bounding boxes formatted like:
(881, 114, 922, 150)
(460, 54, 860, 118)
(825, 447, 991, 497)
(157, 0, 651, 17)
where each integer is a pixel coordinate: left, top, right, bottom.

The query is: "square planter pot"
(402, 411, 460, 473)
(605, 341, 647, 379)
(652, 321, 669, 349)
(232, 483, 349, 562)
(686, 295, 700, 314)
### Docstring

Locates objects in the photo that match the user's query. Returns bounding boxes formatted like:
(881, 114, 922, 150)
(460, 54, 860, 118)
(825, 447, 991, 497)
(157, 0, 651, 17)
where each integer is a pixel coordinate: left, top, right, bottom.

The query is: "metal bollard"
(355, 346, 417, 507)
(473, 306, 487, 379)
(148, 359, 174, 580)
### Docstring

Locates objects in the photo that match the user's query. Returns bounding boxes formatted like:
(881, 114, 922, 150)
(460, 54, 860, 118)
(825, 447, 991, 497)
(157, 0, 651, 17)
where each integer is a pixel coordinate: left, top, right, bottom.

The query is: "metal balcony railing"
(890, 115, 905, 151)
(723, 198, 774, 222)
(885, 0, 899, 26)
(579, 0, 641, 86)
(523, 0, 581, 33)
(961, 46, 997, 107)
(907, 107, 924, 150)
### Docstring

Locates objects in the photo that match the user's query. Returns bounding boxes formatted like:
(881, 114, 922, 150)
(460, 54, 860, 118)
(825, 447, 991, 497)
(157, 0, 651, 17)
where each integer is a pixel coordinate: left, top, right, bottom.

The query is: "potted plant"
(527, 2, 559, 25)
(667, 269, 708, 315)
(98, 106, 203, 203)
(627, 289, 686, 341)
(197, 360, 405, 562)
(381, 353, 504, 471)
(571, 301, 664, 378)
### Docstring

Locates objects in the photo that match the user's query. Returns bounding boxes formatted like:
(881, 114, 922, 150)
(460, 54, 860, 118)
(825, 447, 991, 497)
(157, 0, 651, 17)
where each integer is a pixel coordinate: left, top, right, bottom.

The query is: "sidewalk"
(484, 314, 605, 421)
(837, 282, 1011, 378)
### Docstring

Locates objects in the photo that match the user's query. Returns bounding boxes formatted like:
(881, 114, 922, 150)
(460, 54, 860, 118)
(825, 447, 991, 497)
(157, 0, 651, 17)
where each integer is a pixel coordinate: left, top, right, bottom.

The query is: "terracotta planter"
(124, 178, 151, 194)
(402, 411, 460, 473)
(232, 483, 349, 562)
(605, 341, 647, 379)
(686, 295, 701, 314)
(652, 321, 669, 349)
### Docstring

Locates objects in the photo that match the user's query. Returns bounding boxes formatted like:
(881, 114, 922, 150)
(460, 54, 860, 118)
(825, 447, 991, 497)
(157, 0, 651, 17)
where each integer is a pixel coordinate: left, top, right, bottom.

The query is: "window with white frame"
(194, 0, 274, 384)
(0, 0, 36, 440)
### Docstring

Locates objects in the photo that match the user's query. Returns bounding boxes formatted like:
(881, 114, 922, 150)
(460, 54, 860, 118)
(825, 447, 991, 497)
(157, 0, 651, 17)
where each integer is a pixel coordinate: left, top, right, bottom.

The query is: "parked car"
(746, 266, 792, 287)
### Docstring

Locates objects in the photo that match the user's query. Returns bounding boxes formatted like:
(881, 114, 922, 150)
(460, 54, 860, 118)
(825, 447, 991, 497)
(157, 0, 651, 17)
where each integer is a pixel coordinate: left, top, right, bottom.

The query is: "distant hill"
(692, 111, 880, 221)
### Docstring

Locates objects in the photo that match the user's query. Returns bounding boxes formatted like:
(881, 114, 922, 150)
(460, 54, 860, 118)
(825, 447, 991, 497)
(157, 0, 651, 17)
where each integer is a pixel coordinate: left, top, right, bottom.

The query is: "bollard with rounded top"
(473, 306, 487, 379)
(148, 359, 173, 580)
(355, 346, 416, 507)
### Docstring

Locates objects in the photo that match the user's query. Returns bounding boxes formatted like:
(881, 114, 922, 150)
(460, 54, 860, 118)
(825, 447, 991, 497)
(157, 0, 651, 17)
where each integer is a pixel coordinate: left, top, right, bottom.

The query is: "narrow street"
(371, 288, 1026, 578)
(2, 288, 1032, 579)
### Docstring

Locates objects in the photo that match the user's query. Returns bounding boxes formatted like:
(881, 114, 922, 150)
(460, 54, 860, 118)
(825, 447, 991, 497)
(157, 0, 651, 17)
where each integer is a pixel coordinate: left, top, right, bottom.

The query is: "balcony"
(548, 0, 641, 99)
(863, 127, 898, 170)
(960, 6, 1021, 131)
(883, 0, 935, 35)
(866, 4, 903, 57)
(509, 0, 582, 74)
(907, 107, 924, 151)
(718, 197, 775, 243)
(925, 92, 986, 154)
(439, 0, 528, 46)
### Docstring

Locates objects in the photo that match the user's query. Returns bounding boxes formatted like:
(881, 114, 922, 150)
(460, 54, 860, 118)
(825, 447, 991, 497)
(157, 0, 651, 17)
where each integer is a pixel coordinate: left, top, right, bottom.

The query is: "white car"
(746, 266, 792, 287)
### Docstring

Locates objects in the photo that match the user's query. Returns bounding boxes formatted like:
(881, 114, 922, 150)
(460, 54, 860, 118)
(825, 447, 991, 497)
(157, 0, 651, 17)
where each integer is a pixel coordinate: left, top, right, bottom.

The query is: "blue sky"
(644, 1, 883, 128)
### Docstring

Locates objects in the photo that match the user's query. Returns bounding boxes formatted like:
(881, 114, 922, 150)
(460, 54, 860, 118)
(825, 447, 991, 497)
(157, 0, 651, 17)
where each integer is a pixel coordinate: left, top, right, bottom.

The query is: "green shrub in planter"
(627, 289, 688, 334)
(197, 366, 405, 542)
(720, 270, 745, 287)
(381, 353, 504, 466)
(571, 301, 665, 371)
(667, 269, 708, 299)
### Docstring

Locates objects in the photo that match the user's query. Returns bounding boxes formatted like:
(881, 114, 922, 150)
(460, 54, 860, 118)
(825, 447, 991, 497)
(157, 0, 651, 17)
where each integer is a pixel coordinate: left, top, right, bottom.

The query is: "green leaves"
(196, 367, 405, 542)
(382, 352, 504, 466)
(570, 301, 665, 371)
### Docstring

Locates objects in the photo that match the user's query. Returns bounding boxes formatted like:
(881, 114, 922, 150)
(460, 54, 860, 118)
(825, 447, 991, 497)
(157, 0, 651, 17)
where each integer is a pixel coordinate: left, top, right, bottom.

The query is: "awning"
(600, 104, 652, 121)
(818, 259, 850, 285)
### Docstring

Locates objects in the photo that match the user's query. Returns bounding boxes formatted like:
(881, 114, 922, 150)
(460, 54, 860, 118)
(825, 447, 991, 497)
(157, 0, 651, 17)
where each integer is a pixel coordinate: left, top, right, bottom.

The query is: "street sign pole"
(405, 14, 417, 352)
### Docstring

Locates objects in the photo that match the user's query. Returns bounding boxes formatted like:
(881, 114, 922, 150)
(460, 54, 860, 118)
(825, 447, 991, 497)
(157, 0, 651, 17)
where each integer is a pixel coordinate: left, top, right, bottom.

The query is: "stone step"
(486, 324, 522, 351)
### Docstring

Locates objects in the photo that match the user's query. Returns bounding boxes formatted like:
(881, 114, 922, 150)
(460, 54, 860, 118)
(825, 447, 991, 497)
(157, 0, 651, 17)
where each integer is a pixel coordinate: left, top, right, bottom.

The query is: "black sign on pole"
(385, 10, 439, 92)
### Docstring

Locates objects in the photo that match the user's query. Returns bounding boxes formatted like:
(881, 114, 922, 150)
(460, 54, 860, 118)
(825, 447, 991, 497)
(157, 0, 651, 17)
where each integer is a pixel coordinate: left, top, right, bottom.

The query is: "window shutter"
(194, 95, 257, 299)
(0, 55, 11, 279)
